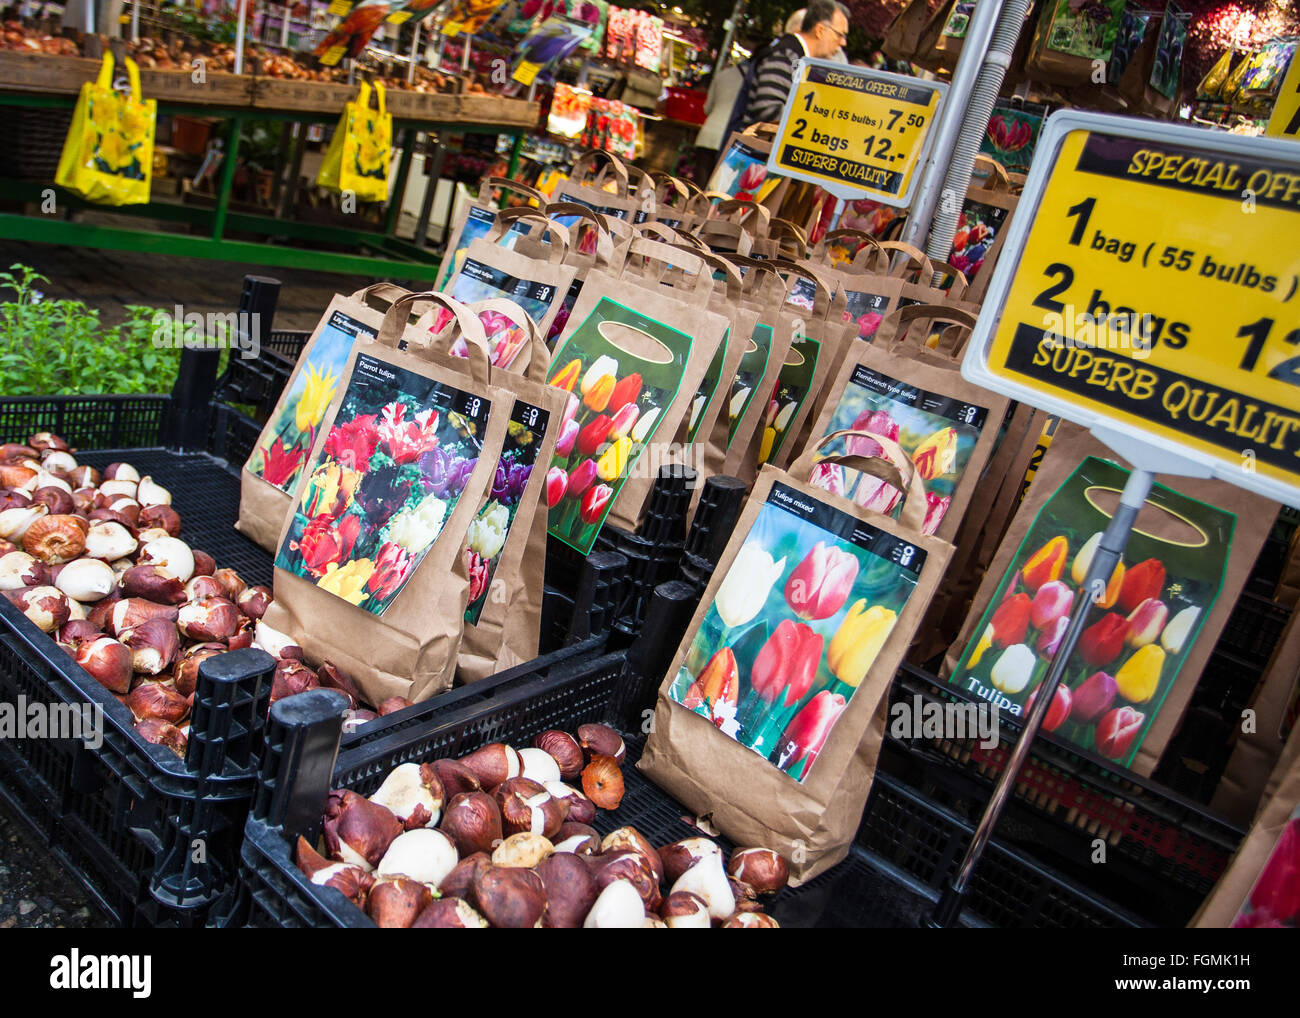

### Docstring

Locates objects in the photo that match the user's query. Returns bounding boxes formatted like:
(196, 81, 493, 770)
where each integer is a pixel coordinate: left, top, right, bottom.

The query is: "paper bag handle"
(477, 175, 548, 207)
(488, 208, 570, 261)
(810, 429, 927, 533)
(458, 296, 551, 383)
(377, 292, 491, 385)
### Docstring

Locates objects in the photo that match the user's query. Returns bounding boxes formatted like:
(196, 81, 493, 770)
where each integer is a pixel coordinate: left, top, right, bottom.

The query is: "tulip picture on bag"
(464, 399, 549, 625)
(276, 353, 491, 615)
(1232, 807, 1300, 928)
(687, 329, 729, 442)
(842, 289, 891, 341)
(669, 482, 924, 782)
(979, 104, 1042, 176)
(544, 297, 688, 554)
(758, 332, 820, 466)
(949, 200, 1007, 281)
(441, 307, 533, 372)
(810, 365, 989, 536)
(948, 456, 1233, 768)
(436, 258, 557, 333)
(707, 138, 770, 202)
(438, 206, 499, 290)
(728, 324, 773, 446)
(249, 310, 373, 494)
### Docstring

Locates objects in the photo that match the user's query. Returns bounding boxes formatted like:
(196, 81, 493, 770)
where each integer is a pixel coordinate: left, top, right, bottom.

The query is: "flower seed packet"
(437, 205, 498, 290)
(545, 296, 689, 554)
(464, 398, 550, 625)
(439, 237, 574, 341)
(275, 352, 492, 616)
(811, 365, 990, 536)
(841, 286, 892, 341)
(708, 136, 771, 202)
(1042, 0, 1126, 59)
(948, 456, 1233, 769)
(668, 480, 925, 782)
(686, 328, 729, 442)
(249, 308, 372, 494)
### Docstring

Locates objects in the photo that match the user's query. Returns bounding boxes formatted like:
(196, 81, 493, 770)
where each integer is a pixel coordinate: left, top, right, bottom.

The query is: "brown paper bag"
(551, 149, 649, 223)
(767, 260, 851, 470)
(1210, 606, 1300, 825)
(951, 164, 1019, 303)
(441, 209, 578, 343)
(883, 0, 943, 60)
(943, 421, 1279, 776)
(436, 299, 570, 683)
(1193, 726, 1300, 926)
(542, 237, 727, 553)
(263, 293, 512, 706)
(789, 311, 1010, 543)
(640, 454, 954, 883)
(722, 261, 798, 486)
(237, 283, 411, 552)
(435, 176, 549, 290)
(515, 202, 621, 347)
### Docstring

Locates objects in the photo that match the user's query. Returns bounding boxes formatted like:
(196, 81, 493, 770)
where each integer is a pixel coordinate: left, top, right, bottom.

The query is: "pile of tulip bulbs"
(299, 724, 788, 927)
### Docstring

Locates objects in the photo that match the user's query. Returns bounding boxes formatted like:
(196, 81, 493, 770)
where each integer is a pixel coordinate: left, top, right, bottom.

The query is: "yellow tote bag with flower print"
(316, 81, 392, 203)
(55, 52, 155, 206)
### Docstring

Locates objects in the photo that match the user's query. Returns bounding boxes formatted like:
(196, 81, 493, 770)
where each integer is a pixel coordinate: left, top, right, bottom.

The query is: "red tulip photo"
(990, 592, 1031, 648)
(1118, 558, 1166, 615)
(1079, 613, 1128, 669)
(785, 541, 859, 620)
(751, 619, 824, 708)
(775, 690, 846, 773)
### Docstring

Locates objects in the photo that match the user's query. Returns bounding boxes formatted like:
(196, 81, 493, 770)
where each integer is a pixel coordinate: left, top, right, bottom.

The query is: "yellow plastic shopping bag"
(55, 52, 155, 206)
(315, 81, 392, 203)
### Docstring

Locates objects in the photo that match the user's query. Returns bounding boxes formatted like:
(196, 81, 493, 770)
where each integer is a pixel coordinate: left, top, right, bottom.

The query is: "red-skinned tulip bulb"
(751, 619, 823, 708)
(775, 690, 846, 773)
(784, 541, 859, 620)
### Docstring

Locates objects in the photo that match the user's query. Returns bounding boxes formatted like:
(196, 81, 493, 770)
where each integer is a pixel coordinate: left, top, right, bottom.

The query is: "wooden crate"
(249, 76, 354, 115)
(0, 52, 102, 94)
(138, 68, 255, 108)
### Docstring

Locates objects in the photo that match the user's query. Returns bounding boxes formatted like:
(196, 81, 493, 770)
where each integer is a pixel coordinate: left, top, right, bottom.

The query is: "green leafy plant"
(0, 263, 190, 396)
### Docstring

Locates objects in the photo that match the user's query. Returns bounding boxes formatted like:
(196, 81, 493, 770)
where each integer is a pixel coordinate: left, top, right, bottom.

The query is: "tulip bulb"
(138, 537, 195, 583)
(41, 451, 78, 475)
(136, 476, 172, 507)
(98, 479, 138, 500)
(518, 746, 563, 784)
(0, 551, 48, 590)
(8, 585, 69, 632)
(0, 504, 49, 542)
(671, 850, 735, 920)
(55, 558, 115, 602)
(369, 762, 444, 829)
(583, 879, 646, 928)
(376, 828, 459, 887)
(84, 521, 138, 561)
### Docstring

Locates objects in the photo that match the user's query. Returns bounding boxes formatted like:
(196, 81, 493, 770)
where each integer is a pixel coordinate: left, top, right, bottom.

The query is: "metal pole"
(920, 0, 1033, 271)
(408, 21, 420, 84)
(462, 33, 471, 72)
(895, 0, 1006, 261)
(130, 1, 139, 42)
(234, 0, 248, 75)
(280, 1, 291, 48)
(928, 465, 1156, 928)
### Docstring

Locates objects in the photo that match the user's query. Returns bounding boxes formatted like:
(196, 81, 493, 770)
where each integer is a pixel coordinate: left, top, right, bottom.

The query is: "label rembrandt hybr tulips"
(250, 310, 374, 494)
(811, 365, 988, 535)
(275, 353, 492, 615)
(544, 297, 690, 555)
(669, 482, 924, 782)
(948, 456, 1234, 769)
(464, 398, 550, 626)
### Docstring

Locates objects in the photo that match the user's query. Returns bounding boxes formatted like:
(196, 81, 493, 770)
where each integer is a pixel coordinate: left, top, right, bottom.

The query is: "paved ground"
(0, 804, 108, 928)
(0, 240, 379, 332)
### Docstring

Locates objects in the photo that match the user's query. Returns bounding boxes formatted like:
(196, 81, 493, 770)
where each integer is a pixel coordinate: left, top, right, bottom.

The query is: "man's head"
(799, 0, 850, 59)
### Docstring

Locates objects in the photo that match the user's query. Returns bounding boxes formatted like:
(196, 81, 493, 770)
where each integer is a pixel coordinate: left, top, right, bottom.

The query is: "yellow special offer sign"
(767, 58, 946, 205)
(964, 111, 1300, 505)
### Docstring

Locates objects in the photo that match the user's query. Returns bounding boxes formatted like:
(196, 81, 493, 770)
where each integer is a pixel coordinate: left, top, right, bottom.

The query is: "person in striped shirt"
(736, 1, 851, 130)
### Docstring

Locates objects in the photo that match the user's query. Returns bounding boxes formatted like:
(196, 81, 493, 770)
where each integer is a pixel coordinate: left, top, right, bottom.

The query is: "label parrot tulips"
(276, 354, 490, 616)
(810, 365, 989, 536)
(948, 457, 1232, 768)
(670, 482, 923, 782)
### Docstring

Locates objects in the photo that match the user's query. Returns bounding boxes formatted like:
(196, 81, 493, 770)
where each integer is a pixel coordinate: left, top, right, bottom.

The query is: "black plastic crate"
(229, 644, 1163, 928)
(0, 394, 169, 452)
